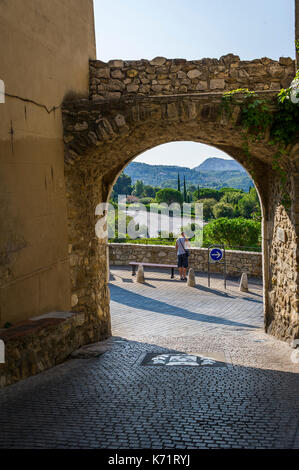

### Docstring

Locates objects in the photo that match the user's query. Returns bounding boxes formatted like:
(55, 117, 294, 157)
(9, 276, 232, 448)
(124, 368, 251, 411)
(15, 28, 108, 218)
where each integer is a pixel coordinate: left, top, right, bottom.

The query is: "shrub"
(203, 217, 261, 249)
(196, 198, 218, 220)
(213, 202, 235, 219)
(139, 197, 154, 205)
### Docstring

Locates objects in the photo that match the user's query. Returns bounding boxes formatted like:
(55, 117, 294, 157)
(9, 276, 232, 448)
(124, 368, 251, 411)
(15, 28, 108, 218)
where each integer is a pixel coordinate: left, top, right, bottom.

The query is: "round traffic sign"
(210, 248, 223, 262)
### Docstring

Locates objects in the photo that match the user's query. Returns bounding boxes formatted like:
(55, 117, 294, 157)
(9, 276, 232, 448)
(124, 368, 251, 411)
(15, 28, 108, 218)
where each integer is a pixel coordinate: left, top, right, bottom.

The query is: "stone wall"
(90, 55, 295, 101)
(65, 165, 111, 342)
(0, 311, 101, 388)
(265, 165, 299, 342)
(109, 243, 262, 278)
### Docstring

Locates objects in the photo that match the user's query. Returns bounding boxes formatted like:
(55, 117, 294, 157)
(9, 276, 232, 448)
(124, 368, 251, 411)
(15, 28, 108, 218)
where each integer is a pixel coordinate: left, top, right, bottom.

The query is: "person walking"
(176, 231, 190, 281)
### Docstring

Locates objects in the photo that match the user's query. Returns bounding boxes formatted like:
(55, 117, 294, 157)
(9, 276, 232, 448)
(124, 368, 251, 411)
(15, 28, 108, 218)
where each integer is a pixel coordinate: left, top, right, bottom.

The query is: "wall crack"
(5, 92, 62, 114)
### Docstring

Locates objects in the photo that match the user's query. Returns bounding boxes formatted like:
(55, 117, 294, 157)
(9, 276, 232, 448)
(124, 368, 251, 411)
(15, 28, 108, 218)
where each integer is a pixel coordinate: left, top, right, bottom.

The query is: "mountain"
(124, 159, 253, 192)
(194, 158, 246, 173)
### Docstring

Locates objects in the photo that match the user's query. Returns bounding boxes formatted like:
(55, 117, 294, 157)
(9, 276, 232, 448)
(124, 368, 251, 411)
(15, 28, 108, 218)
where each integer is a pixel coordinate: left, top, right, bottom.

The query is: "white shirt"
(177, 237, 188, 255)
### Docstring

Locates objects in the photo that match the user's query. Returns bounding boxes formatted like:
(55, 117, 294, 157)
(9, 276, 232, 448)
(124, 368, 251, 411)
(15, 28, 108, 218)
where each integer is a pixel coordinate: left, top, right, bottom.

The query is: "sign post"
(208, 245, 226, 289)
(0, 339, 4, 364)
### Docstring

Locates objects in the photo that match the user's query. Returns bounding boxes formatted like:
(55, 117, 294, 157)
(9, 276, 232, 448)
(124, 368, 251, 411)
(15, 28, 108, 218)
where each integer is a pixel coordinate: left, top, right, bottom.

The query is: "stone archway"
(62, 57, 299, 344)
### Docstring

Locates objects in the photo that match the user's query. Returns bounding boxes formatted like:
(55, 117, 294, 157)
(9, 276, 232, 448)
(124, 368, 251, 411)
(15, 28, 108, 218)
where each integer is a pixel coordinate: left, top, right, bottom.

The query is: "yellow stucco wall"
(0, 0, 96, 325)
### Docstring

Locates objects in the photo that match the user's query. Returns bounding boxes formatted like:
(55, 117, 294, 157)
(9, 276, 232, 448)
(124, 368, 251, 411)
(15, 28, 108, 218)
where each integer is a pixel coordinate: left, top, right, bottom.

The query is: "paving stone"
(0, 267, 298, 449)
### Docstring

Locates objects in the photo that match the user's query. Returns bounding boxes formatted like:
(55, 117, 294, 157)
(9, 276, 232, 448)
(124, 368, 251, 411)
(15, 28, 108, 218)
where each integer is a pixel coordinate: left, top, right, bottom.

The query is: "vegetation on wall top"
(221, 44, 299, 209)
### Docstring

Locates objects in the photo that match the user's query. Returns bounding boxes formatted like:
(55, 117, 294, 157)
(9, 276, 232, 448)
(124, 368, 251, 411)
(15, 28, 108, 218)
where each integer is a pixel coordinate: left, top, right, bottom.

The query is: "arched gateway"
(62, 55, 299, 343)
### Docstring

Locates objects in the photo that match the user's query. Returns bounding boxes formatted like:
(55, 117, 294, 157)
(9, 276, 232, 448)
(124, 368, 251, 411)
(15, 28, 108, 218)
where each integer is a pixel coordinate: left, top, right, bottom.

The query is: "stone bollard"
(239, 273, 248, 292)
(187, 268, 196, 287)
(136, 265, 145, 284)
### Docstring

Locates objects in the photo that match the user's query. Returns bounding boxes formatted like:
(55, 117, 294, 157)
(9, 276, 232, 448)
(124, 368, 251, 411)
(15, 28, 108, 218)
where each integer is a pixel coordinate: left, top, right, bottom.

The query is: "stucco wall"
(296, 0, 299, 66)
(0, 0, 96, 325)
(109, 243, 263, 278)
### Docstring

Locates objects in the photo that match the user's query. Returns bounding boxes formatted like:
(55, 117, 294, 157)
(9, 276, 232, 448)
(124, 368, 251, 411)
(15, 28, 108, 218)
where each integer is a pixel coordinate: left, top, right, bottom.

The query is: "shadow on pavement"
(110, 284, 260, 330)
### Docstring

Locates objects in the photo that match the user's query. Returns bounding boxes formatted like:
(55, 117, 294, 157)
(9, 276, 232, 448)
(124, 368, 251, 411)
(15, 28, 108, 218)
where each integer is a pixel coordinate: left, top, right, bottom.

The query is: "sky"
(93, 0, 295, 168)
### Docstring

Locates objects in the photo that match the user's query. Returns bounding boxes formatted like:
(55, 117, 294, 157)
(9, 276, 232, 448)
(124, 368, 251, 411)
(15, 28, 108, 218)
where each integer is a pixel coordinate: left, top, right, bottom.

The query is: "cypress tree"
(184, 176, 187, 203)
(177, 173, 181, 192)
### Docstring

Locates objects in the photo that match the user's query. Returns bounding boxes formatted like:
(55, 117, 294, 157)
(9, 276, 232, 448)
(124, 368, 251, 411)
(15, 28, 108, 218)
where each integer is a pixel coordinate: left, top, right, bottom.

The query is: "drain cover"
(140, 352, 228, 367)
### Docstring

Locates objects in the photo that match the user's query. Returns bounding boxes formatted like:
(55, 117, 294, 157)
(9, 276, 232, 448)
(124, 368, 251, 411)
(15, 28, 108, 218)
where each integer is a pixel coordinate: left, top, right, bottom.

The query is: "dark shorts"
(178, 254, 189, 268)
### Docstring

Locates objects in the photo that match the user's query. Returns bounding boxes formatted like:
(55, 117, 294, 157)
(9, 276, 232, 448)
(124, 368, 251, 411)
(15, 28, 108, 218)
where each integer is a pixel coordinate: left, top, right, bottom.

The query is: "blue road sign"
(210, 248, 223, 262)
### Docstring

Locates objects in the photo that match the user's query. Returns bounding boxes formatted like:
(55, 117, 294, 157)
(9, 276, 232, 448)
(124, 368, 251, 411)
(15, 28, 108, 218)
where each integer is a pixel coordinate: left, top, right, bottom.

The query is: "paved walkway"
(110, 269, 263, 339)
(0, 267, 298, 449)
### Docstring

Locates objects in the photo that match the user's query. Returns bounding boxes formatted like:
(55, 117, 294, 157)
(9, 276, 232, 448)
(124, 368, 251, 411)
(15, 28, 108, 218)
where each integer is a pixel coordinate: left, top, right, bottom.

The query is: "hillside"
(194, 158, 246, 172)
(124, 158, 253, 192)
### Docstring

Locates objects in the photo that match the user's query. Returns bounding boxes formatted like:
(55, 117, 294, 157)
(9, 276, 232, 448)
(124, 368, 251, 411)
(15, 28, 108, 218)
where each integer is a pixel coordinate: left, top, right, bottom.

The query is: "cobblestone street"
(0, 267, 298, 449)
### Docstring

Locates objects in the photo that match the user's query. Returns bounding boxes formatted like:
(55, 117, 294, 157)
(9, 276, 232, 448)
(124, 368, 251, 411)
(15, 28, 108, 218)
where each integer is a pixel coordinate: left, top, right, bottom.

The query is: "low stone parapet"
(0, 311, 88, 388)
(109, 243, 262, 278)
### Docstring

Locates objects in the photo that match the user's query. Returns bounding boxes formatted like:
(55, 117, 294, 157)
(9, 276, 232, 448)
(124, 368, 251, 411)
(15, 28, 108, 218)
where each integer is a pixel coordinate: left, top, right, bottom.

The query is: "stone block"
(269, 64, 284, 78)
(107, 79, 125, 91)
(108, 60, 124, 68)
(139, 85, 150, 94)
(115, 114, 127, 127)
(95, 68, 110, 78)
(106, 92, 121, 99)
(127, 84, 139, 93)
(74, 122, 88, 131)
(127, 69, 139, 78)
(279, 57, 293, 66)
(136, 265, 145, 284)
(111, 69, 124, 79)
(187, 69, 201, 79)
(150, 57, 167, 66)
(151, 84, 163, 92)
(71, 294, 79, 307)
(210, 79, 225, 89)
(187, 269, 196, 287)
(240, 273, 249, 292)
(196, 81, 208, 90)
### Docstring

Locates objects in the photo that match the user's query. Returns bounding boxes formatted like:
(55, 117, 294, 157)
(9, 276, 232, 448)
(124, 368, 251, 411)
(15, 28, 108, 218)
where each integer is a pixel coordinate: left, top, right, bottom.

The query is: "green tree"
(143, 185, 159, 198)
(203, 217, 261, 249)
(238, 187, 260, 219)
(134, 180, 144, 197)
(112, 173, 132, 199)
(213, 202, 235, 219)
(220, 187, 244, 193)
(177, 173, 181, 192)
(183, 176, 187, 202)
(188, 184, 197, 194)
(193, 188, 223, 201)
(155, 188, 183, 205)
(220, 191, 244, 205)
(198, 198, 217, 220)
(108, 210, 133, 240)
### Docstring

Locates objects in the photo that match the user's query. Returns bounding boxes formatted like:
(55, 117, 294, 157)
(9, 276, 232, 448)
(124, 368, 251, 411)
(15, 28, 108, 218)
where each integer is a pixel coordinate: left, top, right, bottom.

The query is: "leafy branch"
(221, 48, 299, 210)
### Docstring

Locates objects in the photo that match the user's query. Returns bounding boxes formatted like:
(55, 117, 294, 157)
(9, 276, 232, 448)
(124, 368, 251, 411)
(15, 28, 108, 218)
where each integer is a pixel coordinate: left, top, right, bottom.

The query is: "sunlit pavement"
(0, 267, 298, 449)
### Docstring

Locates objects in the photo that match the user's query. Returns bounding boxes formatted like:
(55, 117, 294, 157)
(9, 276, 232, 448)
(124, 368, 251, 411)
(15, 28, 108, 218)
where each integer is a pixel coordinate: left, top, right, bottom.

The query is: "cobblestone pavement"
(0, 267, 298, 449)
